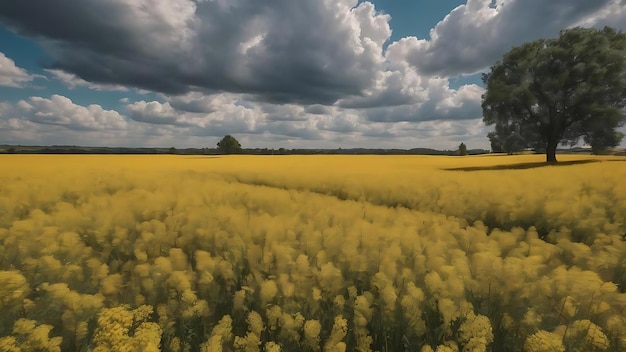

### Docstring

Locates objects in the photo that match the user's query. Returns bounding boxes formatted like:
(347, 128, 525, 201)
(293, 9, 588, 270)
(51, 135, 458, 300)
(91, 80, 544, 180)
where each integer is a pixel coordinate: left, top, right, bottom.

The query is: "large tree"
(482, 27, 626, 163)
(217, 135, 242, 154)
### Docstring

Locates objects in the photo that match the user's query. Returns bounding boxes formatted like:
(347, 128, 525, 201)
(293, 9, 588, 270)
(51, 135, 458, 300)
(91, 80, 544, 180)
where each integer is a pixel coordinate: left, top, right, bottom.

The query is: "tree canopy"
(217, 135, 242, 154)
(482, 26, 626, 162)
(458, 143, 468, 156)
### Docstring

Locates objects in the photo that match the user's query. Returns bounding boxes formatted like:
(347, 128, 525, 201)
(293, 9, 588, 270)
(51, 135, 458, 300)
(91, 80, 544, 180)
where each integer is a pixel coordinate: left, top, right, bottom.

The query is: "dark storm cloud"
(0, 0, 390, 105)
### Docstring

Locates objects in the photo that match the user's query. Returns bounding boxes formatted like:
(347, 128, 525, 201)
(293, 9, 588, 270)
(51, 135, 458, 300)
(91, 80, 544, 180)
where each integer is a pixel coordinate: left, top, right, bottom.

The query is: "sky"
(0, 0, 625, 150)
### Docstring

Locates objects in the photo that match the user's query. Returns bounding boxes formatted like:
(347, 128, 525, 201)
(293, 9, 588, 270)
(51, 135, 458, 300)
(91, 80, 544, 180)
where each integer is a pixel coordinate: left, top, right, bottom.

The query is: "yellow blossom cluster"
(0, 318, 62, 352)
(524, 330, 565, 352)
(0, 154, 625, 351)
(91, 305, 161, 351)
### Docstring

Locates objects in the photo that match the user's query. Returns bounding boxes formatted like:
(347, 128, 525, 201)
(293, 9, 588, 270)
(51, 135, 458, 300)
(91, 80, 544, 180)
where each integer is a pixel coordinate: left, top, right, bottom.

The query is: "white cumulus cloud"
(45, 69, 129, 91)
(0, 51, 35, 87)
(4, 94, 128, 130)
(388, 0, 622, 77)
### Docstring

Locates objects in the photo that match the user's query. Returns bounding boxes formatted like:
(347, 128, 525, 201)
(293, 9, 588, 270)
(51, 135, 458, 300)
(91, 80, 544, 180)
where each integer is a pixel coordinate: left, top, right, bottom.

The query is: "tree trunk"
(546, 139, 558, 163)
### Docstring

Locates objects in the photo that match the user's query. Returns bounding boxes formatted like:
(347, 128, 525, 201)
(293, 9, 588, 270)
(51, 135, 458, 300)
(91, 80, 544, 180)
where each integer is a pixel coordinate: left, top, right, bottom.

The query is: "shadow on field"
(444, 159, 599, 171)
(184, 156, 222, 159)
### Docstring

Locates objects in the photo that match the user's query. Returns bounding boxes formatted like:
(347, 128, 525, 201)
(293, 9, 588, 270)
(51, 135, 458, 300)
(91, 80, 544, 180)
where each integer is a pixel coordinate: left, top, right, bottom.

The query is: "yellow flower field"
(0, 154, 625, 352)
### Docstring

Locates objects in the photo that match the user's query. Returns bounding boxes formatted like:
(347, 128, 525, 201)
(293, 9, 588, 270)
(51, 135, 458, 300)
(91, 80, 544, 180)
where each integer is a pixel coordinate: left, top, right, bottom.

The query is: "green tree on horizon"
(458, 143, 468, 156)
(217, 135, 242, 154)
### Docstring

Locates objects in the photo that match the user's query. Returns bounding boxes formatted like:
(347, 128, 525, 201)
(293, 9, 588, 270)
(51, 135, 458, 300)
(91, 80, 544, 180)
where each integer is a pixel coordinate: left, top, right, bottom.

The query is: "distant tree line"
(1, 143, 490, 156)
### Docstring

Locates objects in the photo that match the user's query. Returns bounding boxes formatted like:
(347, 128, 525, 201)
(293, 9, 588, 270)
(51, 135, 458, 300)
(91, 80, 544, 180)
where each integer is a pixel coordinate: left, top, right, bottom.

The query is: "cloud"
(0, 111, 183, 147)
(126, 94, 263, 136)
(126, 101, 182, 126)
(164, 92, 239, 114)
(337, 67, 425, 109)
(0, 0, 392, 105)
(358, 118, 490, 149)
(45, 69, 129, 91)
(363, 83, 484, 122)
(261, 104, 309, 122)
(387, 0, 622, 77)
(0, 51, 36, 87)
(411, 119, 487, 139)
(574, 0, 626, 30)
(0, 91, 492, 149)
(265, 121, 325, 140)
(315, 112, 361, 133)
(305, 105, 332, 115)
(123, 81, 488, 145)
(127, 93, 351, 138)
(2, 94, 128, 131)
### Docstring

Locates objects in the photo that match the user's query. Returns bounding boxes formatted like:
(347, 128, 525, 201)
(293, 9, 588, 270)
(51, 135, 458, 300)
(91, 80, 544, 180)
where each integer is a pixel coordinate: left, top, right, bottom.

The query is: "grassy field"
(0, 154, 625, 352)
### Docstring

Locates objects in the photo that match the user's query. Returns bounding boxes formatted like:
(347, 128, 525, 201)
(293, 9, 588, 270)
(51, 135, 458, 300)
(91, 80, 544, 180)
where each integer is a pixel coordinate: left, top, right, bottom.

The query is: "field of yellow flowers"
(1, 154, 625, 352)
